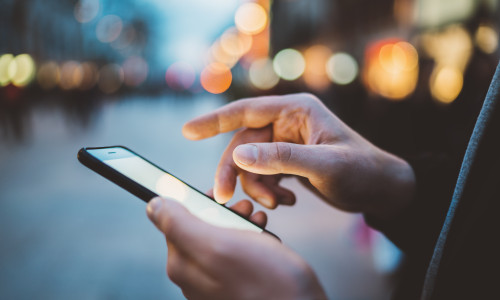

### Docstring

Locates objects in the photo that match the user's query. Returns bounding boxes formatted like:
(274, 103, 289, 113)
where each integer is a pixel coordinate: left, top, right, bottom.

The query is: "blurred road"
(0, 95, 392, 299)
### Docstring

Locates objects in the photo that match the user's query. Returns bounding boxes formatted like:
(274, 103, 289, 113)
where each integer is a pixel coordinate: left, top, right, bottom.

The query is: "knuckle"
(321, 147, 351, 180)
(206, 236, 232, 263)
(217, 113, 232, 133)
(274, 142, 292, 170)
(297, 92, 320, 104)
(166, 257, 183, 284)
(158, 212, 176, 237)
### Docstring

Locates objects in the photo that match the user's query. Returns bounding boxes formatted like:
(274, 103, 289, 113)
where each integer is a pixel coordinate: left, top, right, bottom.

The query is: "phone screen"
(86, 147, 263, 233)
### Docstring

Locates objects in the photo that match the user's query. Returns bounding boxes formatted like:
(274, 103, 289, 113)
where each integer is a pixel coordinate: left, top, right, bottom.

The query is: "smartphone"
(78, 146, 277, 238)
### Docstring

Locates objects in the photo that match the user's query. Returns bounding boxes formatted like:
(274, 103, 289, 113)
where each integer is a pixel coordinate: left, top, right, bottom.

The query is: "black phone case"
(78, 146, 160, 202)
(77, 146, 279, 239)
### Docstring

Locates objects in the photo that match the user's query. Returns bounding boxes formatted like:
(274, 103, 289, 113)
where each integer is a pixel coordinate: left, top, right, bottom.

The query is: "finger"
(205, 188, 214, 198)
(182, 95, 293, 140)
(298, 176, 328, 200)
(229, 199, 254, 218)
(147, 197, 222, 264)
(233, 143, 334, 179)
(240, 172, 277, 209)
(166, 242, 218, 297)
(213, 164, 237, 204)
(214, 127, 272, 204)
(269, 184, 296, 206)
(261, 176, 296, 206)
(249, 211, 267, 228)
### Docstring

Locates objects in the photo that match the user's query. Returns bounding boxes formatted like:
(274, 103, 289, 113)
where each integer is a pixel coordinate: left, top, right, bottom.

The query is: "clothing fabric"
(365, 61, 500, 299)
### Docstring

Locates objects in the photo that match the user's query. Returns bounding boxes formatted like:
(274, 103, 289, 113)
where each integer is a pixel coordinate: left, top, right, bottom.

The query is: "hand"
(206, 188, 268, 227)
(183, 93, 415, 220)
(146, 197, 327, 300)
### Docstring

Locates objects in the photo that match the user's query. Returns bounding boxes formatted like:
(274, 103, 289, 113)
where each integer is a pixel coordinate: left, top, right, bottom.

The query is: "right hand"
(183, 93, 415, 220)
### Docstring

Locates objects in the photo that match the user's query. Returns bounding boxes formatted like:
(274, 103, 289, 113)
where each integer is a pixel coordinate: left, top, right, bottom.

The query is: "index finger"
(182, 95, 288, 140)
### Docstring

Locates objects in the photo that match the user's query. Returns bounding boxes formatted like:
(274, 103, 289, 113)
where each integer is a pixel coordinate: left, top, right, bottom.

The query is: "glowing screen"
(98, 154, 262, 233)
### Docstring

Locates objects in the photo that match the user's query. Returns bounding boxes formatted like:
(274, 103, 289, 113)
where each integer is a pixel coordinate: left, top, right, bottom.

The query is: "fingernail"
(213, 186, 225, 204)
(147, 197, 163, 217)
(234, 144, 258, 166)
(258, 197, 273, 208)
(214, 193, 229, 204)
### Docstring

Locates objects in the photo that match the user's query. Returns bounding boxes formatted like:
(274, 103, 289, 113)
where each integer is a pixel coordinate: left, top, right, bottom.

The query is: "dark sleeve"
(364, 153, 460, 260)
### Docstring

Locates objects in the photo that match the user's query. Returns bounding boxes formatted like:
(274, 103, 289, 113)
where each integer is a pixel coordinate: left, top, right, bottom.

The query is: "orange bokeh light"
(220, 28, 253, 58)
(210, 41, 240, 68)
(79, 62, 99, 90)
(303, 45, 332, 91)
(363, 39, 419, 100)
(200, 62, 232, 94)
(37, 61, 60, 90)
(430, 65, 463, 104)
(59, 61, 83, 90)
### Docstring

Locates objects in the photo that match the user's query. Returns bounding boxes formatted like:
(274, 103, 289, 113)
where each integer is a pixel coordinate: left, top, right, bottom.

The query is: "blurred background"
(0, 0, 499, 299)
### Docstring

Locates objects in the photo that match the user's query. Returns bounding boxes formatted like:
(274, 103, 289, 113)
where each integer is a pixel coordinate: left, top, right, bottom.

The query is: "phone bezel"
(77, 145, 278, 239)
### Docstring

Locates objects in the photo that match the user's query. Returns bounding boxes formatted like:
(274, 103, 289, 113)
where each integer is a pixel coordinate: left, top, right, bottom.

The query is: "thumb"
(146, 197, 220, 257)
(233, 143, 331, 178)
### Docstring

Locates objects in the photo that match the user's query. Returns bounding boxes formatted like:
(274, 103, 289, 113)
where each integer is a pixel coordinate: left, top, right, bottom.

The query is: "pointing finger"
(182, 95, 297, 140)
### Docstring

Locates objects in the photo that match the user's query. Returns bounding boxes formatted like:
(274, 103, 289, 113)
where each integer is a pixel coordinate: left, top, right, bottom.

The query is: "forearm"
(363, 149, 417, 220)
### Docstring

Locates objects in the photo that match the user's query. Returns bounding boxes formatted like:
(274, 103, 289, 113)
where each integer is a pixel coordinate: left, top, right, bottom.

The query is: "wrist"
(367, 149, 416, 221)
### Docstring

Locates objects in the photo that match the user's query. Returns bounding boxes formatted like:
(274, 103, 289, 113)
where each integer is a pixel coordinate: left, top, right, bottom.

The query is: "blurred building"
(0, 0, 164, 94)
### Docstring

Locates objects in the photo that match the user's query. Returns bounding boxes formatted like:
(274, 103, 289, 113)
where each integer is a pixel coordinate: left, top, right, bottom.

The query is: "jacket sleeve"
(364, 153, 460, 260)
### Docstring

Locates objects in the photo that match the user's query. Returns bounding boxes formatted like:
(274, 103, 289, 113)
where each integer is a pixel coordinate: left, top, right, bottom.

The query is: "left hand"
(146, 197, 327, 300)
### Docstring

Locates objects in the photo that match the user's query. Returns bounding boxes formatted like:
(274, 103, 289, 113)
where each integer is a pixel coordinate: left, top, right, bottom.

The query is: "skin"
(147, 196, 327, 300)
(147, 93, 416, 299)
(182, 93, 415, 218)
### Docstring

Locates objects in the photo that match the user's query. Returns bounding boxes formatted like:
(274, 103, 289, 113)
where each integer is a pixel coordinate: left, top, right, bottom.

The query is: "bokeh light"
(79, 62, 99, 90)
(98, 64, 124, 94)
(273, 48, 305, 81)
(475, 24, 499, 54)
(416, 0, 476, 28)
(379, 42, 418, 73)
(0, 54, 14, 87)
(123, 56, 148, 87)
(303, 45, 332, 90)
(74, 0, 100, 23)
(165, 61, 196, 91)
(363, 40, 419, 100)
(243, 28, 270, 63)
(326, 52, 359, 85)
(59, 61, 83, 90)
(220, 28, 253, 58)
(200, 62, 232, 94)
(111, 26, 137, 50)
(210, 41, 240, 68)
(420, 25, 472, 72)
(8, 54, 36, 87)
(420, 25, 472, 103)
(96, 15, 123, 43)
(249, 57, 279, 90)
(37, 61, 61, 90)
(430, 65, 463, 104)
(235, 3, 268, 35)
